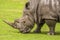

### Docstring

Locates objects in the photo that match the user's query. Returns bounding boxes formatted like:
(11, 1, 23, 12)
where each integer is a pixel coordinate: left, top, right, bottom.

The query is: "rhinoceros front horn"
(2, 20, 14, 27)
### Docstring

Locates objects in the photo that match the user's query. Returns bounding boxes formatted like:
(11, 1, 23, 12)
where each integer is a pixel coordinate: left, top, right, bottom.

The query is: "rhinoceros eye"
(23, 21, 25, 23)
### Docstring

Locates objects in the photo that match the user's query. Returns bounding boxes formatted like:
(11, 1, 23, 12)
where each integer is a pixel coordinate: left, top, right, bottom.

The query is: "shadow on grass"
(12, 31, 60, 35)
(55, 32, 60, 35)
(18, 31, 48, 34)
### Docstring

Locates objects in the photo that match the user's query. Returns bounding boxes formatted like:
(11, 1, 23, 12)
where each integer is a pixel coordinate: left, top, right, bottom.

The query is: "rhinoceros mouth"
(20, 27, 31, 33)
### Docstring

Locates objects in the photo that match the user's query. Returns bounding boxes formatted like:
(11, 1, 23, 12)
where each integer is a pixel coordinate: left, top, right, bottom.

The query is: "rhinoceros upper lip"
(21, 27, 30, 33)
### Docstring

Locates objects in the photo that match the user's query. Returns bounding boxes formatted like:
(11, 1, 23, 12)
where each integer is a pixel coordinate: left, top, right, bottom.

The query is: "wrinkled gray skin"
(3, 0, 60, 35)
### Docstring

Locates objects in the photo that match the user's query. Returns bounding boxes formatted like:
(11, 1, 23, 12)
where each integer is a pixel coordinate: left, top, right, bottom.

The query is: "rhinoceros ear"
(2, 20, 14, 27)
(25, 2, 30, 9)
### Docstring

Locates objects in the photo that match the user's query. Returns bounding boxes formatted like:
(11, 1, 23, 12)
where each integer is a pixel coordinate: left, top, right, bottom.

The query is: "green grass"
(0, 0, 60, 40)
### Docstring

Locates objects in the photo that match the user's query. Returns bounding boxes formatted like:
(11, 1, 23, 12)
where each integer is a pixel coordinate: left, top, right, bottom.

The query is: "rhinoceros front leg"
(34, 20, 45, 33)
(45, 19, 56, 35)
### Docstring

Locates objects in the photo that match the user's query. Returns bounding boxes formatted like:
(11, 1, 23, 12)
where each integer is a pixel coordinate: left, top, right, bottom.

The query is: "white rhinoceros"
(3, 0, 60, 35)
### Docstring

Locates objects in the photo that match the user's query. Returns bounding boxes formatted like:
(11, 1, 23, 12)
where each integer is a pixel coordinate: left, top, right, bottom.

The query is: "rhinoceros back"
(38, 0, 60, 21)
(23, 0, 60, 23)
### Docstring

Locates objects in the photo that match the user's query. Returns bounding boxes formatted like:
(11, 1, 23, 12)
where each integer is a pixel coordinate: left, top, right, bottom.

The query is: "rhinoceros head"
(3, 16, 31, 33)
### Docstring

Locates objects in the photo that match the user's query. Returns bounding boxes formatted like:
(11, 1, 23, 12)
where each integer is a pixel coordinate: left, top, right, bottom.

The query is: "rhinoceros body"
(3, 0, 60, 35)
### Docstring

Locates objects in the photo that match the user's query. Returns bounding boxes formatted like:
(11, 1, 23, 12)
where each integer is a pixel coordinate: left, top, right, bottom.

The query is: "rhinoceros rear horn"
(2, 20, 13, 26)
